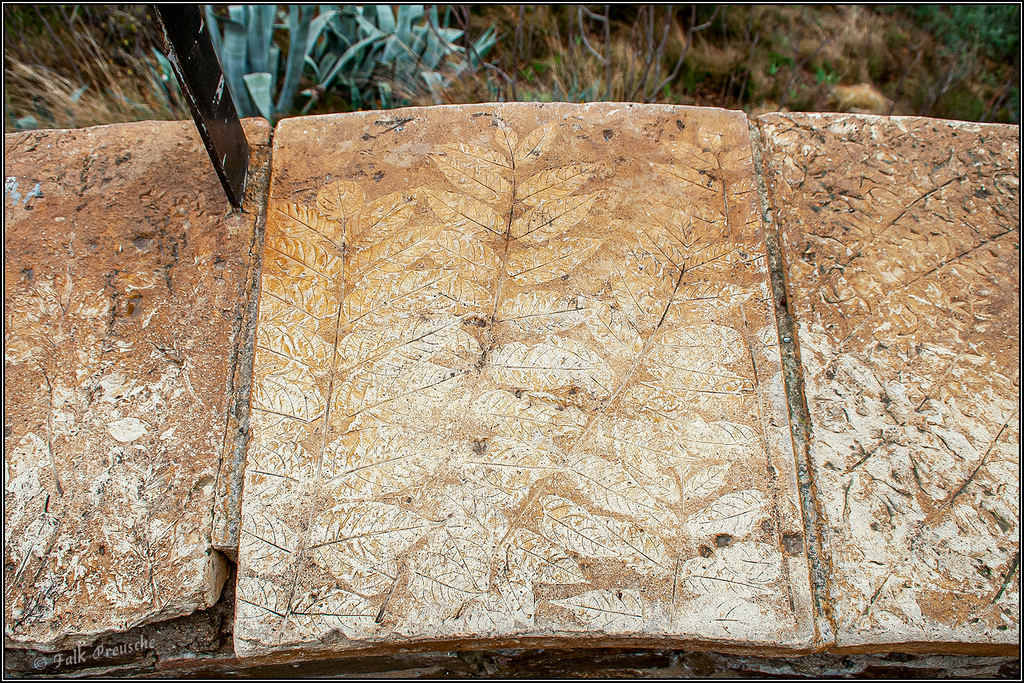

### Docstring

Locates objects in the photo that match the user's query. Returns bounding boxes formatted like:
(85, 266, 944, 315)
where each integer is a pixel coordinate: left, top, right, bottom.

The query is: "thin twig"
(888, 43, 923, 116)
(631, 5, 673, 101)
(624, 9, 639, 97)
(577, 5, 613, 100)
(923, 41, 972, 117)
(553, 7, 569, 99)
(603, 5, 612, 100)
(511, 5, 525, 100)
(738, 31, 760, 108)
(577, 6, 606, 62)
(35, 7, 83, 84)
(650, 5, 719, 103)
(783, 12, 840, 108)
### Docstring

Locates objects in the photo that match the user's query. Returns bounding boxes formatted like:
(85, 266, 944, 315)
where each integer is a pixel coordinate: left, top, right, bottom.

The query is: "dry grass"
(416, 5, 1018, 124)
(4, 60, 180, 131)
(3, 5, 187, 132)
(3, 5, 1018, 131)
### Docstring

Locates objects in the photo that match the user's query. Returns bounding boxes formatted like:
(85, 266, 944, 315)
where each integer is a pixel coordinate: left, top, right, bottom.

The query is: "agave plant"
(300, 5, 497, 110)
(203, 5, 332, 121)
(195, 4, 498, 120)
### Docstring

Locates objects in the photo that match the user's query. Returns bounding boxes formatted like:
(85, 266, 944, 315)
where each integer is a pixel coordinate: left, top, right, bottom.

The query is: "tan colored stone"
(4, 118, 271, 650)
(758, 113, 1019, 650)
(236, 103, 814, 656)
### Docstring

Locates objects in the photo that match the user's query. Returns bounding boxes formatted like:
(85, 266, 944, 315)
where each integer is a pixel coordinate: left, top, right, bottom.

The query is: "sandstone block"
(758, 113, 1019, 651)
(4, 118, 271, 650)
(235, 103, 814, 656)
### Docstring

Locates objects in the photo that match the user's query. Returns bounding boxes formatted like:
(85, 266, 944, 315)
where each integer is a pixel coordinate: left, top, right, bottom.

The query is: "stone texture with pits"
(758, 112, 1019, 652)
(3, 118, 270, 650)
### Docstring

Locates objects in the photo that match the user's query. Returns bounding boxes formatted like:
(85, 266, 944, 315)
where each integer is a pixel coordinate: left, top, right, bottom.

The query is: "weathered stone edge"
(210, 118, 274, 558)
(2, 120, 252, 653)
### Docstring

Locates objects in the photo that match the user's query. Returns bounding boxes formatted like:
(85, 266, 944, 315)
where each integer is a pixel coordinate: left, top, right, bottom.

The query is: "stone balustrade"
(4, 104, 1018, 676)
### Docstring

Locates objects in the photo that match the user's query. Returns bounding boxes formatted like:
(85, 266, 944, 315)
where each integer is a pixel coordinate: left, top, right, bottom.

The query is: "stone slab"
(235, 103, 814, 656)
(3, 118, 271, 650)
(757, 113, 1019, 651)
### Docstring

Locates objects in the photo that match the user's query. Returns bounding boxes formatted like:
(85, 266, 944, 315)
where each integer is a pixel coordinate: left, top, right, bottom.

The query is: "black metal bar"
(152, 5, 249, 209)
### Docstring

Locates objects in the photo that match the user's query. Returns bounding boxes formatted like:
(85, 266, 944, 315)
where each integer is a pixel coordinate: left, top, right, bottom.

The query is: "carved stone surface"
(236, 103, 813, 656)
(3, 118, 271, 651)
(758, 113, 1019, 650)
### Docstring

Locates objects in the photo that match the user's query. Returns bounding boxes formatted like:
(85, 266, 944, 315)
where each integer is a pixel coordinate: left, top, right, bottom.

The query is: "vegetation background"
(3, 4, 1020, 133)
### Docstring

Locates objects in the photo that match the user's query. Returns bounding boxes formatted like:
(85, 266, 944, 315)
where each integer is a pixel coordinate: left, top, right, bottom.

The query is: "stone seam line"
(747, 117, 838, 651)
(210, 123, 275, 557)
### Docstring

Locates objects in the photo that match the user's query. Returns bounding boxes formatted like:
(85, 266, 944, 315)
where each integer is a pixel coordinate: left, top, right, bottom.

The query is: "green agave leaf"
(317, 51, 338, 81)
(436, 27, 463, 44)
(332, 8, 360, 45)
(349, 75, 362, 109)
(470, 26, 498, 68)
(377, 80, 393, 108)
(374, 5, 396, 33)
(14, 115, 39, 131)
(303, 8, 340, 72)
(408, 25, 427, 58)
(276, 4, 317, 115)
(316, 33, 380, 91)
(305, 54, 321, 81)
(151, 47, 176, 84)
(270, 43, 281, 88)
(473, 26, 498, 59)
(357, 48, 378, 79)
(355, 12, 384, 40)
(243, 72, 274, 120)
(203, 5, 222, 56)
(149, 47, 183, 113)
(306, 9, 341, 58)
(395, 4, 424, 43)
(422, 32, 443, 69)
(224, 5, 248, 26)
(222, 6, 253, 116)
(397, 5, 424, 25)
(247, 4, 276, 74)
(380, 34, 403, 64)
(421, 70, 445, 104)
